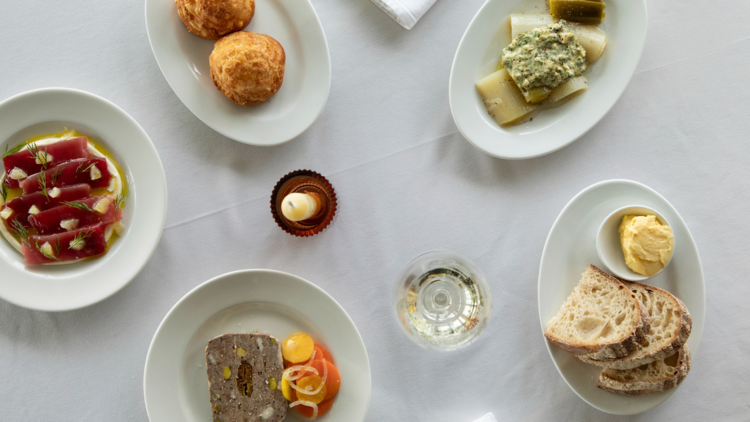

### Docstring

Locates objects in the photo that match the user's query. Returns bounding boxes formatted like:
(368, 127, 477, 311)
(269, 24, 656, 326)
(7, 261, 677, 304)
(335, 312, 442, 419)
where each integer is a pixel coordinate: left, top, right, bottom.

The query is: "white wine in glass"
(394, 251, 492, 350)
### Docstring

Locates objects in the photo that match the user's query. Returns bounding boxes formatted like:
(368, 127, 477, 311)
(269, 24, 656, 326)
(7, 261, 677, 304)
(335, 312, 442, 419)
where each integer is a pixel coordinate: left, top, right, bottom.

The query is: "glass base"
(394, 251, 492, 350)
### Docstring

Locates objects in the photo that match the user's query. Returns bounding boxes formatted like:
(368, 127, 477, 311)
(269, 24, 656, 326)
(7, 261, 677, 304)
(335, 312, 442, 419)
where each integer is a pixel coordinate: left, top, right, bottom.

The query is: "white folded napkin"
(371, 0, 437, 30)
(472, 413, 497, 422)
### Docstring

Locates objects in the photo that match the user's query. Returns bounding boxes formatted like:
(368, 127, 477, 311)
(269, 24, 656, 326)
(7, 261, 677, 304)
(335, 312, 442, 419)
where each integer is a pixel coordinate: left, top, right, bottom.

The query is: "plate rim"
(144, 0, 332, 146)
(448, 0, 649, 160)
(537, 179, 706, 414)
(143, 268, 372, 421)
(0, 87, 168, 312)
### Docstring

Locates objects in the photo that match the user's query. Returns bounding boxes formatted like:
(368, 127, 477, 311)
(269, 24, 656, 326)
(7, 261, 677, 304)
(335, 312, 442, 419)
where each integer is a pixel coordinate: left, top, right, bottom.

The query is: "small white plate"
(144, 270, 371, 422)
(449, 0, 648, 159)
(145, 0, 331, 146)
(538, 180, 705, 415)
(0, 88, 167, 311)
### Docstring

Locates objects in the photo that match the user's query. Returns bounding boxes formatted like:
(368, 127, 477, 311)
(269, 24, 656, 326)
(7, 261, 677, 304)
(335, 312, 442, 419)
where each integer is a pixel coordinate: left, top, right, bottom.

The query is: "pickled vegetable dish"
(281, 332, 342, 419)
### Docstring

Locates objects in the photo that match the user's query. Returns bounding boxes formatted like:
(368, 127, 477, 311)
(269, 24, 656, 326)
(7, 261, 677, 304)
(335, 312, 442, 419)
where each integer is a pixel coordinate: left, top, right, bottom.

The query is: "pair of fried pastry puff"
(175, 0, 285, 106)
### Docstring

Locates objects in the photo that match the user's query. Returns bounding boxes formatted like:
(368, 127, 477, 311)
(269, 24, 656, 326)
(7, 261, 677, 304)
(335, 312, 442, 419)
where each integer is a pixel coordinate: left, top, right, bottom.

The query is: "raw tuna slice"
(3, 137, 90, 188)
(20, 157, 111, 194)
(1, 184, 91, 228)
(28, 195, 118, 235)
(21, 223, 107, 264)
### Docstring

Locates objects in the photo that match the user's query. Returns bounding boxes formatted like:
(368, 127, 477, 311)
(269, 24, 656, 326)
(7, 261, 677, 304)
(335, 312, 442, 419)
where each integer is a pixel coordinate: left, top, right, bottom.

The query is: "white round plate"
(449, 0, 648, 159)
(145, 0, 331, 146)
(538, 180, 705, 414)
(0, 88, 167, 312)
(144, 270, 371, 422)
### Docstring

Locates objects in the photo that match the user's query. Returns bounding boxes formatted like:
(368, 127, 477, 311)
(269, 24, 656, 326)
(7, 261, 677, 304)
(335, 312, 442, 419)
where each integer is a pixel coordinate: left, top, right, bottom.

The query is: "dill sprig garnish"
(40, 147, 50, 169)
(36, 239, 61, 261)
(37, 171, 50, 201)
(3, 143, 25, 158)
(51, 167, 63, 187)
(0, 183, 6, 203)
(26, 142, 40, 158)
(115, 194, 125, 210)
(10, 220, 30, 245)
(26, 143, 49, 170)
(76, 161, 95, 176)
(61, 201, 94, 213)
(68, 229, 93, 250)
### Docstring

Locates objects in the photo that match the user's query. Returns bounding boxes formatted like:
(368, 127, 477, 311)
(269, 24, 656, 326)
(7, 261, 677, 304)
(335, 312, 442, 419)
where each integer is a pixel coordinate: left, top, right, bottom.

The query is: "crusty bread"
(176, 0, 255, 40)
(579, 280, 692, 369)
(598, 345, 691, 395)
(545, 265, 650, 359)
(209, 32, 286, 106)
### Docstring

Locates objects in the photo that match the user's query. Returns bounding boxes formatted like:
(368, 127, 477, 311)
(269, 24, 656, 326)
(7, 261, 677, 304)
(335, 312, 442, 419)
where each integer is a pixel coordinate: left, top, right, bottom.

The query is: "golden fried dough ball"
(175, 0, 255, 40)
(209, 32, 286, 106)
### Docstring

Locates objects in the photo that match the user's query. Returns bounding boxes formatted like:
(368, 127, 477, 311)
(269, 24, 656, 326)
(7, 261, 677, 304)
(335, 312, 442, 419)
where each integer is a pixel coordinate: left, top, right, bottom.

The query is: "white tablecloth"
(1, 0, 749, 421)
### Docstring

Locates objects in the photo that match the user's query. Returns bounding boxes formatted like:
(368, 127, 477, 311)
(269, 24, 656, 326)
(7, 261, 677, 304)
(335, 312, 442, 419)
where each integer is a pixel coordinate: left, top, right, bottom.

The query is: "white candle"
(281, 193, 319, 222)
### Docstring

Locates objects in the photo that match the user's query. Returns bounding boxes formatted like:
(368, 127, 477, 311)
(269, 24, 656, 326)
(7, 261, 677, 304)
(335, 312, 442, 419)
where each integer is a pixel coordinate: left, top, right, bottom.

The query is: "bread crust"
(209, 32, 286, 106)
(544, 265, 650, 359)
(597, 346, 691, 395)
(579, 280, 692, 369)
(176, 0, 255, 40)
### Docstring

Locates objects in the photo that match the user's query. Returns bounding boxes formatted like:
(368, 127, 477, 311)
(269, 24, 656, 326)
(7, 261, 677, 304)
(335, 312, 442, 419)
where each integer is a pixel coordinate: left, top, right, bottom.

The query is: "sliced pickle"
(549, 0, 605, 25)
(521, 86, 552, 103)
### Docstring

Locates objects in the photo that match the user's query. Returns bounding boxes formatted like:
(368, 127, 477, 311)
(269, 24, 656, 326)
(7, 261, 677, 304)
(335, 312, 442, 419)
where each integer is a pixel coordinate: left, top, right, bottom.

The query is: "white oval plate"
(538, 180, 705, 414)
(449, 0, 648, 159)
(145, 0, 331, 146)
(144, 270, 371, 422)
(0, 88, 167, 311)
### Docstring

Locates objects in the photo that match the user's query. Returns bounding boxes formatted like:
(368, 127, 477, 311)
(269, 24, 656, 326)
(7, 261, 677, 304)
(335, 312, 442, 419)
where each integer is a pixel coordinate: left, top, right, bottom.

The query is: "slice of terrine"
(206, 333, 288, 422)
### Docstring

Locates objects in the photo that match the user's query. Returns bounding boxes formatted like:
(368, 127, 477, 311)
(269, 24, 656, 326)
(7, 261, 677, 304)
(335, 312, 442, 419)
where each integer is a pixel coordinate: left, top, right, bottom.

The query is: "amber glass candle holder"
(270, 170, 337, 237)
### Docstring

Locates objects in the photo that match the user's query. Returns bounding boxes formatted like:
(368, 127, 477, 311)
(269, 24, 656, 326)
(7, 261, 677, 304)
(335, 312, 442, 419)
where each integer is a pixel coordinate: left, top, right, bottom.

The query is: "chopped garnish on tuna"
(21, 223, 107, 264)
(2, 137, 89, 188)
(28, 195, 118, 235)
(0, 184, 91, 228)
(19, 158, 111, 194)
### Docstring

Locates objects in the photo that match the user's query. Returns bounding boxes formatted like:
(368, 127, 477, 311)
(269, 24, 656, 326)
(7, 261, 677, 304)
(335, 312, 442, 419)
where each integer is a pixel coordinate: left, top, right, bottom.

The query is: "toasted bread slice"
(545, 265, 650, 359)
(579, 280, 692, 369)
(598, 345, 691, 395)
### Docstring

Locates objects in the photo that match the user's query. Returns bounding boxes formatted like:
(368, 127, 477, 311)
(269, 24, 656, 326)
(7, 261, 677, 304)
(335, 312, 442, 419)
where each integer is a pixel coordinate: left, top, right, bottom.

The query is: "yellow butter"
(619, 215, 674, 276)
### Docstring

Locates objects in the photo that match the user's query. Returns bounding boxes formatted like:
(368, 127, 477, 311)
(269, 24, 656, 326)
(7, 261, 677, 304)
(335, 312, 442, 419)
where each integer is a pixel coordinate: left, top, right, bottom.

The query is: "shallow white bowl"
(144, 270, 371, 422)
(449, 0, 648, 159)
(0, 88, 167, 311)
(538, 180, 704, 415)
(597, 205, 674, 281)
(145, 0, 331, 146)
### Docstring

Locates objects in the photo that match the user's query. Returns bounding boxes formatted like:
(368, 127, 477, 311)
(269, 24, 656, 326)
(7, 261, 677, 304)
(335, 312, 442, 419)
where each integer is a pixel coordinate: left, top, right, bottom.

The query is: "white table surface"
(1, 1, 749, 421)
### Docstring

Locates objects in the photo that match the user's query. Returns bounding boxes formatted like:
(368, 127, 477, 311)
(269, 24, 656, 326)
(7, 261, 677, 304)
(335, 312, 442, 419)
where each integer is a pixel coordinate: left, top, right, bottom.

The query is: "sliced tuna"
(28, 195, 117, 235)
(22, 223, 107, 264)
(3, 137, 90, 188)
(1, 184, 91, 228)
(20, 157, 111, 194)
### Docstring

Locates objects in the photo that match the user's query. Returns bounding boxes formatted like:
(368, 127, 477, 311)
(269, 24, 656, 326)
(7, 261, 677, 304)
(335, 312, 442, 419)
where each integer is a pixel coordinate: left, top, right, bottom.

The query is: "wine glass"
(394, 251, 492, 350)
